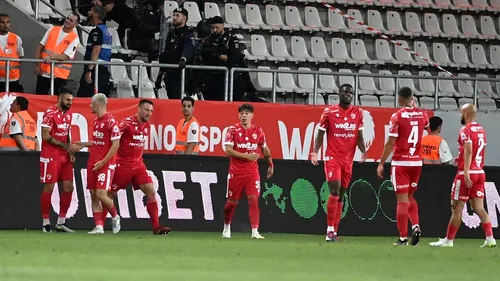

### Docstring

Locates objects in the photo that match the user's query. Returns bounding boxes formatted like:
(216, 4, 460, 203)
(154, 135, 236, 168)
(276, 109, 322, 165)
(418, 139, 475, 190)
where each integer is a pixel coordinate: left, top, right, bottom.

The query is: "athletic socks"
(41, 191, 52, 225)
(223, 201, 237, 225)
(147, 200, 160, 229)
(396, 202, 409, 238)
(248, 197, 260, 229)
(327, 195, 339, 231)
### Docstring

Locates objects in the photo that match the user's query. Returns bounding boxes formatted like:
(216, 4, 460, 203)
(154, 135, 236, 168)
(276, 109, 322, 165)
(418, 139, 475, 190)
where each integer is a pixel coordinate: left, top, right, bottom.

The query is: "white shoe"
(55, 224, 75, 233)
(222, 224, 231, 238)
(429, 238, 453, 247)
(251, 230, 265, 240)
(88, 226, 104, 234)
(112, 216, 121, 234)
(481, 238, 497, 248)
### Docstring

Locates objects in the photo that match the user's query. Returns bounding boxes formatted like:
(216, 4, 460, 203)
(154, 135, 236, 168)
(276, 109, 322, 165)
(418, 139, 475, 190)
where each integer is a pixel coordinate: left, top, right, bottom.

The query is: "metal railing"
(34, 0, 90, 35)
(0, 58, 229, 99)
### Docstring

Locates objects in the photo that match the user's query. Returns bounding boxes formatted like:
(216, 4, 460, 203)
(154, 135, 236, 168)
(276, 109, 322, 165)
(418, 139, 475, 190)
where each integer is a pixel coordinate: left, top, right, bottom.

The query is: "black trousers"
(203, 73, 226, 101)
(77, 66, 110, 97)
(35, 76, 67, 95)
(163, 70, 182, 99)
(0, 80, 23, 93)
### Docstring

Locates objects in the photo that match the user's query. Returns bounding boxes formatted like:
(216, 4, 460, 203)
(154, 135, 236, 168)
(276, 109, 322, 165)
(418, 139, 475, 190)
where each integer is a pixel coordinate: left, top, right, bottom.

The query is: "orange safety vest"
(0, 32, 21, 81)
(421, 135, 443, 164)
(40, 26, 78, 79)
(0, 110, 37, 150)
(175, 117, 200, 155)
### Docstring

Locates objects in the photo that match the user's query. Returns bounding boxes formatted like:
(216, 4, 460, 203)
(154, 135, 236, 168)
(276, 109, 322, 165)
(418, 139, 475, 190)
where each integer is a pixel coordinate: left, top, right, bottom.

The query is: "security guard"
(198, 16, 244, 101)
(77, 5, 112, 97)
(0, 13, 24, 93)
(175, 96, 200, 155)
(421, 116, 453, 164)
(0, 96, 38, 151)
(156, 7, 194, 99)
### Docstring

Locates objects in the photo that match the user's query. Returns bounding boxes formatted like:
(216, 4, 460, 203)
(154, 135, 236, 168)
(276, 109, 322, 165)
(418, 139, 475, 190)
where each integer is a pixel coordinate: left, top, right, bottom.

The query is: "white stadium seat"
(131, 60, 156, 99)
(184, 1, 202, 27)
(418, 71, 435, 97)
(246, 4, 274, 31)
(249, 35, 277, 61)
(266, 5, 290, 31)
(360, 95, 380, 106)
(204, 2, 221, 19)
(110, 59, 135, 99)
(311, 37, 334, 63)
(439, 97, 459, 110)
(305, 7, 332, 32)
(285, 6, 316, 32)
(164, 1, 179, 18)
(451, 43, 474, 68)
(318, 68, 339, 94)
(438, 72, 459, 97)
(291, 36, 316, 62)
(13, 0, 35, 15)
(271, 35, 302, 62)
(225, 3, 252, 30)
(379, 70, 396, 95)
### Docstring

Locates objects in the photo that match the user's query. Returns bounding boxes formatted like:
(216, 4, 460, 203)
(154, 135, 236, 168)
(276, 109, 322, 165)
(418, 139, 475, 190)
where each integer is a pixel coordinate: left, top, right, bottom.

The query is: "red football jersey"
(388, 107, 429, 166)
(88, 113, 121, 167)
(318, 104, 364, 164)
(116, 115, 149, 166)
(457, 122, 486, 172)
(223, 123, 266, 175)
(40, 105, 72, 160)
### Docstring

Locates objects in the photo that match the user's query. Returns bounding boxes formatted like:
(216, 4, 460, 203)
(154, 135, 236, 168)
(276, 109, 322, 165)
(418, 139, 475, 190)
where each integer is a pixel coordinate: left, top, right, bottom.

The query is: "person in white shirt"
(175, 96, 201, 155)
(0, 13, 24, 93)
(421, 116, 453, 164)
(34, 14, 80, 95)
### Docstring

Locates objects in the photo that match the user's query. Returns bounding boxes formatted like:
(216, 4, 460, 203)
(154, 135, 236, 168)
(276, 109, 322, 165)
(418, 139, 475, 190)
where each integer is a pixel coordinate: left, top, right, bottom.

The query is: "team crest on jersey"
(351, 113, 356, 119)
(135, 126, 138, 130)
(100, 123, 104, 128)
(144, 128, 148, 134)
(252, 133, 257, 139)
(239, 133, 242, 137)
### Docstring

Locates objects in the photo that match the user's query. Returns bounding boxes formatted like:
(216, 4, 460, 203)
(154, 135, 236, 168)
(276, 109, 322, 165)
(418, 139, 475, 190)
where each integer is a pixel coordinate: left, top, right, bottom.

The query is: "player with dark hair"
(109, 99, 171, 235)
(39, 87, 76, 233)
(311, 84, 366, 242)
(222, 103, 273, 239)
(430, 104, 496, 247)
(377, 87, 429, 246)
(421, 116, 453, 165)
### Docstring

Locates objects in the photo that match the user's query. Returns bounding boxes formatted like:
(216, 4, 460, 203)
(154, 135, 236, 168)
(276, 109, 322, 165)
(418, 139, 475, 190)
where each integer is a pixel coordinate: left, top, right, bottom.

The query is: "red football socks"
(396, 202, 409, 238)
(334, 201, 343, 232)
(41, 191, 52, 220)
(408, 196, 419, 226)
(108, 205, 118, 218)
(147, 200, 160, 229)
(327, 195, 339, 228)
(248, 197, 260, 229)
(59, 191, 72, 219)
(223, 201, 237, 225)
(482, 222, 493, 238)
(446, 223, 459, 240)
(93, 211, 104, 227)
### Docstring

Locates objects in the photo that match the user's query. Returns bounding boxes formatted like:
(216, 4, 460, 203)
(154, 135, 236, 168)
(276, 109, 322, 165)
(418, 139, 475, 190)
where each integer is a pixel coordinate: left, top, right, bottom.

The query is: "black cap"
(210, 16, 224, 24)
(173, 7, 188, 18)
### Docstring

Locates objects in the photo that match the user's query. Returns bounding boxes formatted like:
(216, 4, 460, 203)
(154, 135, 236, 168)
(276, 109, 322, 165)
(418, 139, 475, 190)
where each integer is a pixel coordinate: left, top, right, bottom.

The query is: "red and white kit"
(318, 104, 364, 187)
(388, 107, 429, 194)
(111, 115, 152, 191)
(451, 122, 486, 201)
(40, 105, 73, 183)
(223, 123, 266, 200)
(87, 113, 121, 190)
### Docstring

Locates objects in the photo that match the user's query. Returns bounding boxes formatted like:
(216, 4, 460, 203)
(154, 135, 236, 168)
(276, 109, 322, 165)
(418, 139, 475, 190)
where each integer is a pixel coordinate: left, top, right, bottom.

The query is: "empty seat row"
(109, 59, 164, 99)
(246, 35, 500, 69)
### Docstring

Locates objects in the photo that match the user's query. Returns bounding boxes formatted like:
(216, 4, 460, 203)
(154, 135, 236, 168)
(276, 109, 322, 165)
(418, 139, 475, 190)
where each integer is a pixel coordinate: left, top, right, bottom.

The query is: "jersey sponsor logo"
(334, 122, 357, 130)
(401, 111, 423, 118)
(132, 135, 147, 142)
(93, 130, 104, 138)
(236, 142, 258, 149)
(57, 123, 70, 129)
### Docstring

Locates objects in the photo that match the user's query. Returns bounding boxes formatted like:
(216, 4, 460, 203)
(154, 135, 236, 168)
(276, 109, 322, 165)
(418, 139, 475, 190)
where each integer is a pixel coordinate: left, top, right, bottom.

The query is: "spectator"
(421, 116, 453, 164)
(0, 96, 38, 151)
(174, 96, 200, 155)
(0, 13, 24, 93)
(34, 14, 80, 95)
(156, 8, 194, 99)
(77, 5, 112, 97)
(129, 0, 163, 62)
(78, 0, 131, 43)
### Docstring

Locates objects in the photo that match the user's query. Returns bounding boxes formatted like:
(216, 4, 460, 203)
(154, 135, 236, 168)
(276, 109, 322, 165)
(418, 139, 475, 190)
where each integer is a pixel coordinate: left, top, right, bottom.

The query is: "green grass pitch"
(0, 231, 497, 281)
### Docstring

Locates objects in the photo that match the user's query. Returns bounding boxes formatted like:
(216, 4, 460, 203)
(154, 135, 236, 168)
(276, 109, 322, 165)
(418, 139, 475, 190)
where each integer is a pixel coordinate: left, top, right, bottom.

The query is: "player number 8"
(98, 173, 106, 182)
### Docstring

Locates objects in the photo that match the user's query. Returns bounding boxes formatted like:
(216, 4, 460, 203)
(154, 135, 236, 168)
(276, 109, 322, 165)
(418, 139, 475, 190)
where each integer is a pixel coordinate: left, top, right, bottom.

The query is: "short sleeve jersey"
(457, 122, 486, 172)
(223, 123, 266, 176)
(88, 113, 121, 167)
(40, 105, 72, 161)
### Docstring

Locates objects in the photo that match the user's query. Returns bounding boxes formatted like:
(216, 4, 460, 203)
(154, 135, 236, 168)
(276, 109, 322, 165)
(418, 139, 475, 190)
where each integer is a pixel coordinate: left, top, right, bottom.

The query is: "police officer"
(77, 5, 112, 97)
(198, 16, 244, 101)
(156, 7, 194, 99)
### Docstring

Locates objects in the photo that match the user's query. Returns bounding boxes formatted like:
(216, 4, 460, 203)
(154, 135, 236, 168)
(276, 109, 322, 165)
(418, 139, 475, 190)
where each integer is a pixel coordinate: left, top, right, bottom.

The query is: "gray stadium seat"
(432, 43, 455, 67)
(271, 36, 302, 62)
(297, 67, 315, 93)
(477, 98, 498, 111)
(225, 3, 251, 30)
(439, 97, 459, 110)
(395, 40, 421, 66)
(311, 37, 335, 63)
(406, 12, 426, 36)
(472, 0, 494, 10)
(379, 70, 396, 95)
(458, 97, 474, 107)
(339, 69, 355, 88)
(13, 0, 34, 15)
(418, 71, 435, 97)
(285, 6, 316, 32)
(367, 10, 387, 33)
(291, 36, 316, 62)
(476, 74, 496, 97)
(454, 0, 474, 10)
(110, 58, 135, 99)
(424, 13, 445, 37)
(387, 11, 411, 36)
(328, 9, 349, 32)
(307, 94, 326, 105)
(246, 4, 275, 31)
(252, 66, 273, 92)
(457, 73, 475, 98)
(277, 67, 303, 93)
(380, 95, 396, 107)
(451, 43, 474, 68)
(479, 16, 500, 39)
(305, 6, 333, 32)
(461, 15, 483, 39)
(435, 0, 455, 9)
(438, 72, 460, 97)
(351, 39, 382, 65)
(347, 9, 365, 33)
(419, 97, 436, 110)
(359, 69, 380, 95)
(332, 38, 357, 64)
(360, 95, 381, 106)
(490, 45, 500, 67)
(249, 35, 277, 61)
(328, 95, 340, 105)
(319, 68, 339, 94)
(443, 14, 463, 38)
(375, 39, 397, 64)
(164, 1, 179, 18)
(471, 44, 493, 69)
(492, 0, 500, 9)
(414, 41, 431, 66)
(266, 5, 290, 31)
(151, 61, 168, 99)
(399, 70, 420, 96)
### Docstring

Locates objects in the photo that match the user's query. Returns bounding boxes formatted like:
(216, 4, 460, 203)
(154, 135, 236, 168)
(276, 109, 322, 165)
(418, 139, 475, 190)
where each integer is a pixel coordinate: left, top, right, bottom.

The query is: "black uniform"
(157, 22, 194, 99)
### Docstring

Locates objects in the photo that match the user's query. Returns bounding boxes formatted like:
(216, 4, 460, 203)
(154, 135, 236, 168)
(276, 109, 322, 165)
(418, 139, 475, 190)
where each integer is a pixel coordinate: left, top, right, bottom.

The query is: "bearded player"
(311, 84, 366, 242)
(109, 99, 171, 235)
(71, 94, 121, 234)
(222, 103, 273, 239)
(430, 104, 496, 248)
(39, 87, 76, 233)
(377, 87, 429, 246)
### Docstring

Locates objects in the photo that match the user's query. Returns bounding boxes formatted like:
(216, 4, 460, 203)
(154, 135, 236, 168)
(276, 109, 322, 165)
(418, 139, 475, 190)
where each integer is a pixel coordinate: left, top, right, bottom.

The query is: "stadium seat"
(109, 27, 131, 55)
(472, 0, 494, 10)
(458, 97, 474, 107)
(442, 14, 463, 38)
(367, 10, 387, 33)
(451, 43, 474, 68)
(347, 9, 365, 34)
(496, 75, 500, 97)
(291, 36, 316, 62)
(375, 39, 397, 64)
(476, 74, 496, 97)
(164, 1, 179, 18)
(424, 13, 445, 37)
(358, 69, 380, 95)
(480, 16, 500, 39)
(266, 5, 291, 31)
(305, 7, 333, 33)
(328, 94, 340, 105)
(298, 67, 322, 93)
(454, 0, 474, 10)
(387, 11, 411, 36)
(471, 44, 494, 69)
(419, 97, 436, 110)
(380, 95, 396, 107)
(151, 61, 168, 99)
(360, 95, 380, 106)
(285, 6, 316, 32)
(252, 66, 273, 92)
(379, 70, 396, 95)
(492, 0, 500, 9)
(376, 0, 396, 7)
(306, 94, 326, 105)
(37, 0, 57, 19)
(399, 70, 419, 94)
(432, 43, 455, 67)
(457, 73, 475, 97)
(439, 97, 458, 110)
(417, 71, 435, 97)
(435, 0, 455, 9)
(332, 38, 357, 64)
(249, 35, 277, 61)
(339, 69, 355, 88)
(110, 59, 135, 99)
(351, 39, 382, 65)
(415, 0, 435, 8)
(490, 45, 500, 66)
(225, 3, 252, 30)
(131, 60, 156, 99)
(318, 68, 339, 94)
(277, 67, 303, 93)
(396, 0, 414, 8)
(413, 41, 431, 66)
(246, 4, 275, 31)
(395, 40, 421, 66)
(406, 12, 426, 36)
(204, 2, 220, 18)
(271, 36, 303, 62)
(184, 1, 202, 27)
(461, 15, 483, 39)
(55, 0, 73, 14)
(13, 0, 34, 16)
(311, 37, 335, 63)
(328, 10, 349, 32)
(477, 98, 498, 111)
(437, 72, 459, 97)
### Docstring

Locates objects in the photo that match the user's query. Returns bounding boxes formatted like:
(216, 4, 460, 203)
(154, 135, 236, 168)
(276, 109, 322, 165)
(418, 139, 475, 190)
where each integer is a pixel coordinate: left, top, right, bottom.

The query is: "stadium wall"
(1, 151, 500, 238)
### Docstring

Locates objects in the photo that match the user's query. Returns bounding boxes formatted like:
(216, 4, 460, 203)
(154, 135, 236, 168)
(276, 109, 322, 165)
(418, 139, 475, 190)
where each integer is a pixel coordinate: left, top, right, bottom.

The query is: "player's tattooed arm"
(42, 127, 70, 150)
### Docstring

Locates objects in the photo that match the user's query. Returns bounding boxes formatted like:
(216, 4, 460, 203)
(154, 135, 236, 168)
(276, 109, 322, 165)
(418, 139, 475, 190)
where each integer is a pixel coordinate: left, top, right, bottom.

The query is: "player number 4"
(407, 125, 419, 147)
(98, 173, 106, 182)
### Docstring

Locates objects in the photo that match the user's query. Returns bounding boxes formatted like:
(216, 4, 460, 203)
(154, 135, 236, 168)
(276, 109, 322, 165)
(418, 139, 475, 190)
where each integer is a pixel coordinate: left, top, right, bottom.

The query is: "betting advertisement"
(1, 152, 499, 238)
